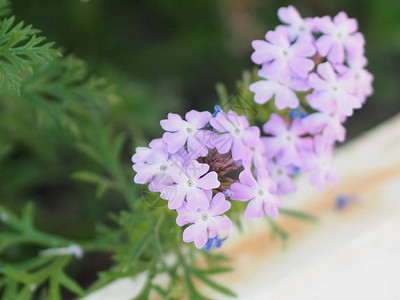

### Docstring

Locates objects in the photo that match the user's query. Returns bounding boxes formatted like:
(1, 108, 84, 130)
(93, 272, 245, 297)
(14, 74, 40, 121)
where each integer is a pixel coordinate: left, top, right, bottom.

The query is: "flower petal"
(160, 113, 186, 131)
(197, 171, 220, 190)
(183, 222, 208, 249)
(163, 131, 187, 154)
(230, 182, 255, 201)
(185, 110, 211, 129)
(208, 216, 232, 238)
(244, 198, 264, 219)
(186, 188, 210, 210)
(208, 193, 231, 216)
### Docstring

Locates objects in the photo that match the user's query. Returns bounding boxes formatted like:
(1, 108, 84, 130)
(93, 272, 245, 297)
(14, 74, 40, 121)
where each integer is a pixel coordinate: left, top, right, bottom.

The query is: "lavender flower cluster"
(250, 5, 373, 192)
(131, 6, 373, 250)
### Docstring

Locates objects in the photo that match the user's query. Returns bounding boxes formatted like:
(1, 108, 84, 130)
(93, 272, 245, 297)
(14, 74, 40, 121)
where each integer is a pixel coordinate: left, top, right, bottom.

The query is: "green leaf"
(4, 255, 54, 272)
(71, 170, 118, 198)
(16, 285, 32, 300)
(117, 211, 152, 226)
(0, 257, 69, 286)
(0, 0, 11, 18)
(0, 268, 34, 285)
(266, 217, 289, 246)
(152, 284, 171, 299)
(75, 142, 103, 166)
(111, 132, 126, 162)
(191, 268, 238, 298)
(193, 267, 233, 275)
(216, 82, 229, 104)
(183, 272, 205, 300)
(279, 208, 318, 223)
(0, 16, 60, 92)
(177, 250, 212, 300)
(49, 271, 61, 300)
(152, 229, 163, 260)
(2, 279, 18, 300)
(59, 272, 84, 296)
(123, 224, 154, 272)
(21, 202, 34, 231)
(132, 273, 152, 300)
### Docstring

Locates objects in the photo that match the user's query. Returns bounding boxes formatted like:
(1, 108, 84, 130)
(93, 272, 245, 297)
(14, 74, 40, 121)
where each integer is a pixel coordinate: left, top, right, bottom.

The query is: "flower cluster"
(131, 6, 373, 250)
(250, 6, 373, 192)
(132, 109, 281, 249)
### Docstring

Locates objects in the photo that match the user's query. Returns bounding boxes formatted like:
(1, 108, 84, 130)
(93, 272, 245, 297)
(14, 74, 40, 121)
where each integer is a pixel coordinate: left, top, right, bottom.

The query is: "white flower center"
(257, 189, 264, 197)
(321, 160, 328, 168)
(160, 164, 168, 172)
(187, 179, 194, 187)
(276, 168, 284, 176)
(201, 213, 209, 221)
(285, 133, 294, 142)
(330, 84, 339, 92)
(281, 48, 290, 57)
(186, 127, 194, 135)
(233, 128, 241, 135)
(335, 30, 345, 40)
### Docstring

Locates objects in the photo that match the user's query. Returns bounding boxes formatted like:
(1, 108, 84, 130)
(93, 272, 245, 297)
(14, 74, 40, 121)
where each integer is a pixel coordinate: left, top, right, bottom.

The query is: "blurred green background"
(1, 0, 400, 294)
(12, 0, 400, 136)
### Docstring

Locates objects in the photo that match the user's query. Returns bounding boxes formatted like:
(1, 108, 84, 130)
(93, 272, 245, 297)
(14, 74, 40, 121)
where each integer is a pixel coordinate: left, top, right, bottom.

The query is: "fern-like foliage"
(0, 14, 60, 92)
(0, 0, 10, 19)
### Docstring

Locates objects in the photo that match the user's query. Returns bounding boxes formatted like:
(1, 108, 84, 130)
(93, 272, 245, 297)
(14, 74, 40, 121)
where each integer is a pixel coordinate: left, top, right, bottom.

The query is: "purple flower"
(231, 169, 281, 219)
(176, 192, 232, 249)
(341, 55, 373, 103)
(161, 110, 212, 156)
(300, 135, 339, 191)
(133, 144, 174, 185)
(251, 27, 315, 82)
(131, 138, 165, 164)
(170, 130, 216, 167)
(307, 62, 361, 116)
(303, 111, 346, 143)
(266, 160, 296, 196)
(277, 5, 315, 42)
(250, 67, 310, 109)
(210, 110, 260, 162)
(315, 12, 365, 64)
(160, 160, 220, 210)
(262, 114, 313, 166)
(241, 138, 267, 170)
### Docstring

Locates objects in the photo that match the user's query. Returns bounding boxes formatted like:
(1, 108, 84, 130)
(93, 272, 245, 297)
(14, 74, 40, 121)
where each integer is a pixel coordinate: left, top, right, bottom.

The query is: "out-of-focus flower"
(251, 27, 316, 82)
(266, 160, 296, 195)
(315, 12, 365, 64)
(249, 70, 309, 109)
(242, 138, 266, 170)
(231, 169, 281, 219)
(300, 135, 339, 191)
(307, 62, 361, 116)
(303, 111, 346, 143)
(342, 55, 374, 103)
(277, 5, 315, 41)
(262, 114, 313, 166)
